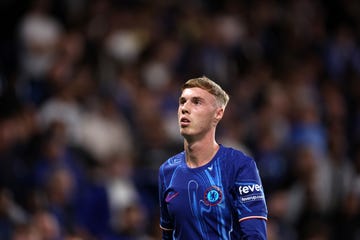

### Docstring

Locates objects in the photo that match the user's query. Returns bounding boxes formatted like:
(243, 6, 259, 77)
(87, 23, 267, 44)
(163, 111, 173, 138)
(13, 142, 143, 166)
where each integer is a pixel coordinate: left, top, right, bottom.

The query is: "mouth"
(180, 117, 190, 127)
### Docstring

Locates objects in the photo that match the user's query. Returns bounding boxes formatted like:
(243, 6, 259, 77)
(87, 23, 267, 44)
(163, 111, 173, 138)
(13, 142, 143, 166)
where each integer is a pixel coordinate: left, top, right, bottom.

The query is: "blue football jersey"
(158, 145, 268, 240)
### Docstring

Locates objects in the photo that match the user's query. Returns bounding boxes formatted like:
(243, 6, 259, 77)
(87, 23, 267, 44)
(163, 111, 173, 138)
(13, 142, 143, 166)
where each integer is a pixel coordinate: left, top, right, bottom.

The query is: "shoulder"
(219, 145, 261, 177)
(159, 151, 185, 173)
(158, 152, 185, 184)
(220, 145, 254, 167)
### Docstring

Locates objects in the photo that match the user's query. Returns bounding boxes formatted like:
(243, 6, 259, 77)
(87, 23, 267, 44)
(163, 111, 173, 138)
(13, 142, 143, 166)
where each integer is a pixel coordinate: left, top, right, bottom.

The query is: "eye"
(179, 97, 186, 105)
(192, 97, 201, 105)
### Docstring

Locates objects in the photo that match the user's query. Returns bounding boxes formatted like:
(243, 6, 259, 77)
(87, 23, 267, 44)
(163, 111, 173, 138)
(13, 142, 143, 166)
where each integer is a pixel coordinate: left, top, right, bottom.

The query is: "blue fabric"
(239, 218, 267, 240)
(159, 145, 268, 239)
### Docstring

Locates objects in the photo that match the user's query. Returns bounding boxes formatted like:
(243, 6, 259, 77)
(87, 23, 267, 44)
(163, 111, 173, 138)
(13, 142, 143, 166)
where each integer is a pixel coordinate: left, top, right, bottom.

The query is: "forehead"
(180, 87, 214, 100)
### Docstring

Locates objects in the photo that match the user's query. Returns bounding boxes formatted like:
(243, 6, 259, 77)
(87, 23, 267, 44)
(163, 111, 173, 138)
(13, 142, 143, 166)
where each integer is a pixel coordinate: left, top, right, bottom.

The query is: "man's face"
(178, 87, 222, 139)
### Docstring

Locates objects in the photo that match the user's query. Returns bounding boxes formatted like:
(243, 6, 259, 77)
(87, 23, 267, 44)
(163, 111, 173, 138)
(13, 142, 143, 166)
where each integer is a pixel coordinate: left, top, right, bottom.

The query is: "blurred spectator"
(43, 168, 77, 234)
(11, 222, 40, 240)
(17, 0, 63, 106)
(37, 78, 84, 145)
(76, 96, 134, 162)
(252, 82, 291, 193)
(324, 24, 360, 81)
(333, 147, 360, 239)
(32, 121, 86, 194)
(266, 190, 297, 240)
(102, 152, 140, 230)
(30, 210, 62, 240)
(105, 202, 153, 240)
(0, 188, 27, 240)
(286, 146, 333, 234)
(18, 0, 62, 79)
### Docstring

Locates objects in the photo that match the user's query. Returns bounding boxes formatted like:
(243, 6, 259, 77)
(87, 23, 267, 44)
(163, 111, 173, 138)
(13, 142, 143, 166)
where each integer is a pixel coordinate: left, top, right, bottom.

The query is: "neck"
(184, 137, 219, 168)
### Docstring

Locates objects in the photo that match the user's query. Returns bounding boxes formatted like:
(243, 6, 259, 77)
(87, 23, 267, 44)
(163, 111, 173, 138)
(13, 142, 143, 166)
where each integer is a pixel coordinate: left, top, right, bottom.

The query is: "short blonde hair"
(182, 76, 230, 108)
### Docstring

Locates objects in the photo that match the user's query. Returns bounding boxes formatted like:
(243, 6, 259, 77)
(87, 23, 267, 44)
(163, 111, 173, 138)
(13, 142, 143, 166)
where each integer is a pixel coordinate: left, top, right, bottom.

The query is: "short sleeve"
(231, 156, 268, 222)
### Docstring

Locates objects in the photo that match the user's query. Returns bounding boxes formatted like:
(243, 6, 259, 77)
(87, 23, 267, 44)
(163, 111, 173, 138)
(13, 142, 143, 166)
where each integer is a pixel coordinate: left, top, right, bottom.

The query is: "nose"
(179, 102, 189, 114)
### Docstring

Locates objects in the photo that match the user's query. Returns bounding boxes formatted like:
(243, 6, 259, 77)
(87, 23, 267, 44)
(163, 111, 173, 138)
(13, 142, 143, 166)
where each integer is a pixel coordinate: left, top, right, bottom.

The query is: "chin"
(180, 130, 191, 137)
(179, 130, 187, 136)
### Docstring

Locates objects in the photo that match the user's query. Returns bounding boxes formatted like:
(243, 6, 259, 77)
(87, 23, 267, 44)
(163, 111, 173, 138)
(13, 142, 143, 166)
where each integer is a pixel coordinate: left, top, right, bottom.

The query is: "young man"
(158, 77, 268, 239)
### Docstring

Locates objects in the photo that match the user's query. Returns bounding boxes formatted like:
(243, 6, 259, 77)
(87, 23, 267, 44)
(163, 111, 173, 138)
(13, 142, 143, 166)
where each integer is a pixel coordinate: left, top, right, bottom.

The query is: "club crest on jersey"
(204, 186, 223, 206)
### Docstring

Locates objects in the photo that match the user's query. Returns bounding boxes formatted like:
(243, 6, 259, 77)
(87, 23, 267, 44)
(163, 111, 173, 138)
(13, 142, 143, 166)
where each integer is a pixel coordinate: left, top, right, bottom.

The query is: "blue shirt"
(158, 145, 268, 240)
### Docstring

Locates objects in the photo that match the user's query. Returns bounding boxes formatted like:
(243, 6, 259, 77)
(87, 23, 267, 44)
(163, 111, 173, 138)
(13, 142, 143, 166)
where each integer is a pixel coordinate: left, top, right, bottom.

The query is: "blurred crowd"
(0, 0, 360, 239)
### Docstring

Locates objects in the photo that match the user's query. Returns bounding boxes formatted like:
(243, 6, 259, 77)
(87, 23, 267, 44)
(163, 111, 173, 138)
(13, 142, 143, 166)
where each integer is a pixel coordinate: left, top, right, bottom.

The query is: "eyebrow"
(179, 96, 204, 102)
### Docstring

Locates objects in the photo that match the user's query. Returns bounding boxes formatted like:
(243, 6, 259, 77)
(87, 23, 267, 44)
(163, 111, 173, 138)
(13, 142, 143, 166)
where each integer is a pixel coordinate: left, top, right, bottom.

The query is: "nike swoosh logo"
(165, 192, 179, 203)
(208, 165, 213, 171)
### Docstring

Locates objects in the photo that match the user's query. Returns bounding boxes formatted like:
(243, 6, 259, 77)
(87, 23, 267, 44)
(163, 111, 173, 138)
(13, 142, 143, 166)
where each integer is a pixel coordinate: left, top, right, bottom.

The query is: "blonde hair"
(182, 76, 230, 108)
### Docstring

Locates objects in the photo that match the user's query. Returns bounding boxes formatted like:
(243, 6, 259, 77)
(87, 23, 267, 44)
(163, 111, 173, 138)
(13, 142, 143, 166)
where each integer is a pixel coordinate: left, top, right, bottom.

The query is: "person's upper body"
(158, 77, 268, 239)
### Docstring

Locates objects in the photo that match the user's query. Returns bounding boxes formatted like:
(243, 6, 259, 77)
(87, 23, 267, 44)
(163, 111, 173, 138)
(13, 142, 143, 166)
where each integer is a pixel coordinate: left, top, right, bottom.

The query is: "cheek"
(197, 112, 216, 128)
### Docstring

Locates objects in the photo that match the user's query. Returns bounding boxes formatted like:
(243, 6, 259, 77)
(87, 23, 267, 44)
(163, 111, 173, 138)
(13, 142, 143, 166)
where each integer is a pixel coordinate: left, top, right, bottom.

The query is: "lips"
(180, 117, 190, 127)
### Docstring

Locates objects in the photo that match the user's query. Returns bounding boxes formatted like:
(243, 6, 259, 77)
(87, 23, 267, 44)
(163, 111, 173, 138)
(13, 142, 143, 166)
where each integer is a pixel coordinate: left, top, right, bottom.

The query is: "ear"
(213, 107, 224, 125)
